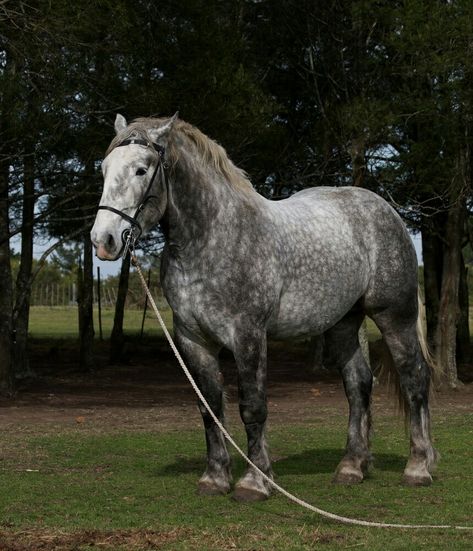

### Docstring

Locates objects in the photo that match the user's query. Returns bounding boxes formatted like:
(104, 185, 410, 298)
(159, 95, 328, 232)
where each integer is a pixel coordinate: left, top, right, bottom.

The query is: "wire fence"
(30, 281, 167, 309)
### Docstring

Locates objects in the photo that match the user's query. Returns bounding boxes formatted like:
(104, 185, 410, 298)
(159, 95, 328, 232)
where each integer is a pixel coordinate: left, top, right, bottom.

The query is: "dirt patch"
(0, 338, 471, 432)
(0, 528, 186, 551)
(0, 526, 351, 551)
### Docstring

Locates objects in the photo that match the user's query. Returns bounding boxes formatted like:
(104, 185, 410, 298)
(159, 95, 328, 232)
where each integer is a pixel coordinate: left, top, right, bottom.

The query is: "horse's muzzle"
(91, 230, 121, 261)
(95, 243, 117, 261)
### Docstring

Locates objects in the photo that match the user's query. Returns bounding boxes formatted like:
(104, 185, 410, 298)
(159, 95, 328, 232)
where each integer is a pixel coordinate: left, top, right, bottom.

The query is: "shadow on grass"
(159, 448, 406, 477)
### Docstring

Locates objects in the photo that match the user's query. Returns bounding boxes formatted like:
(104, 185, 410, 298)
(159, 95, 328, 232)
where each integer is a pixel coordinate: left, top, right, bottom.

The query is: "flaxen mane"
(106, 117, 253, 192)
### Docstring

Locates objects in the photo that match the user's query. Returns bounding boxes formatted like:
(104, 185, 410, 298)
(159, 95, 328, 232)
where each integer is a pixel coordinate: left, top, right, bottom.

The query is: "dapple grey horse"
(91, 114, 437, 501)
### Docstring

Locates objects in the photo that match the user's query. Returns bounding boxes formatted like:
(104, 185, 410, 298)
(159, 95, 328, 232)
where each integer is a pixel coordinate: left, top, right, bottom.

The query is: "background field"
(28, 305, 385, 340)
(28, 306, 174, 339)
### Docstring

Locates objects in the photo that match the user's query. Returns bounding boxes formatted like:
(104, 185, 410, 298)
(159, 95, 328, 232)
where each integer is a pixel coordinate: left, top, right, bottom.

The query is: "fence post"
(97, 266, 103, 341)
(140, 269, 151, 339)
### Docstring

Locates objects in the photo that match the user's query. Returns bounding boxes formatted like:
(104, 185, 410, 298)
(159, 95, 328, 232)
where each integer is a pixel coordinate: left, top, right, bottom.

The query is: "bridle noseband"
(97, 138, 167, 256)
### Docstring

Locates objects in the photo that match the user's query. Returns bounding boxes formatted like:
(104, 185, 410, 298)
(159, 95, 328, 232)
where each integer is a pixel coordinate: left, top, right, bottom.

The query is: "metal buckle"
(121, 227, 139, 258)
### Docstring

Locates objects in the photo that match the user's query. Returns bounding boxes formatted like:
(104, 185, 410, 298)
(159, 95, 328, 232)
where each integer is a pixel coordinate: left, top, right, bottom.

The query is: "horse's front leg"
(175, 327, 232, 495)
(232, 327, 273, 501)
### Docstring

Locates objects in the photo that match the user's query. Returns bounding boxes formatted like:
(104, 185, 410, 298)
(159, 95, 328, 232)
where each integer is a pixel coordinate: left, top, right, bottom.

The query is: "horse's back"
(280, 186, 416, 276)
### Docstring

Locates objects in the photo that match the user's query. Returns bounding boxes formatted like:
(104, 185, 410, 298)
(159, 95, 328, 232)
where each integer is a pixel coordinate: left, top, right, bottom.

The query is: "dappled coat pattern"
(91, 114, 437, 501)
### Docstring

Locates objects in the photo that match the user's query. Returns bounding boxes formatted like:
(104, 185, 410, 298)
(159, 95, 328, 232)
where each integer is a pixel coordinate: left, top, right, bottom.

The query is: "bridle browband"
(97, 137, 167, 256)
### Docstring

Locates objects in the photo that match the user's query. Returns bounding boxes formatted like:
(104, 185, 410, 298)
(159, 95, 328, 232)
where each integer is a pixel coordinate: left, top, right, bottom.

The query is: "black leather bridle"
(97, 137, 167, 254)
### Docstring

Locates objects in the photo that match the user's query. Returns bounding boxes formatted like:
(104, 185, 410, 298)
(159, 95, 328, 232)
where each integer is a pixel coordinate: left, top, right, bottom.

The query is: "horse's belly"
(267, 284, 364, 340)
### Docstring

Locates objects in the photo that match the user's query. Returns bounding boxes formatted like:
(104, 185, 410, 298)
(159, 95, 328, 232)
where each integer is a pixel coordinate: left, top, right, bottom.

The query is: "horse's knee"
(239, 400, 267, 425)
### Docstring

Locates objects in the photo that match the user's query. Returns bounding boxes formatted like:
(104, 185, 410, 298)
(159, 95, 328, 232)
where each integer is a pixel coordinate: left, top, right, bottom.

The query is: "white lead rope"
(132, 255, 472, 530)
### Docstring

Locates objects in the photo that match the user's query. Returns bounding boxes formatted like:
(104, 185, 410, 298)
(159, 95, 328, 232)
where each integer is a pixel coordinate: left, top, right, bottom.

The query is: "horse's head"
(91, 113, 177, 260)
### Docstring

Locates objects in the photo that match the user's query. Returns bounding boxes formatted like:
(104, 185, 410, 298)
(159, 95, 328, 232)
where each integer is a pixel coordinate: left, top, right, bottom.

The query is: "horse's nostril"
(106, 234, 115, 250)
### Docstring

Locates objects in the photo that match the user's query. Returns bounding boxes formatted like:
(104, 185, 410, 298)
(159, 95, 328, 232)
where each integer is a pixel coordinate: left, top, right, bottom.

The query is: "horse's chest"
(162, 262, 277, 345)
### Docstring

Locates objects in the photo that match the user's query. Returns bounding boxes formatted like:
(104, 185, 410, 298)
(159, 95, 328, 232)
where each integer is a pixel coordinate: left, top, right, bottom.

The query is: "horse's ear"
(114, 113, 127, 134)
(152, 112, 179, 140)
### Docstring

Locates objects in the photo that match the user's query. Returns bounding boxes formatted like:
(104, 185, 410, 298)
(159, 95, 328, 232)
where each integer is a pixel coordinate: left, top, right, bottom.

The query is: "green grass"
(29, 306, 380, 343)
(28, 306, 173, 338)
(1, 414, 472, 549)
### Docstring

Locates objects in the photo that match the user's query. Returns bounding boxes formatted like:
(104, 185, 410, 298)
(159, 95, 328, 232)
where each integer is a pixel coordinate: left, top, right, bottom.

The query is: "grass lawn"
(29, 306, 382, 342)
(28, 306, 173, 339)
(0, 413, 472, 550)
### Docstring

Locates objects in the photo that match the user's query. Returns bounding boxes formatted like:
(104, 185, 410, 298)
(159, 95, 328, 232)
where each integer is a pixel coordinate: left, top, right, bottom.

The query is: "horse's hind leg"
(324, 310, 373, 484)
(371, 310, 437, 486)
(175, 327, 232, 495)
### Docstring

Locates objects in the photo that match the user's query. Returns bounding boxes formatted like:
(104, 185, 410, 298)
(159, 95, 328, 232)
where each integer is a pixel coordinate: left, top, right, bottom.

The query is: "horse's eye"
(136, 167, 147, 176)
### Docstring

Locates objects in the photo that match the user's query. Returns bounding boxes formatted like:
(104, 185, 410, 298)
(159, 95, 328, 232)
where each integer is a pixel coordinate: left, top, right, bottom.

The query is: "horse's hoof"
(197, 478, 230, 496)
(402, 472, 432, 487)
(402, 459, 433, 486)
(333, 467, 364, 485)
(233, 483, 269, 502)
(333, 460, 364, 485)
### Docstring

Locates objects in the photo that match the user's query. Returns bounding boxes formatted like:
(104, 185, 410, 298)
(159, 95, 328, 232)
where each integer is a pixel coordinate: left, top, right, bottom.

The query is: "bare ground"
(0, 338, 471, 432)
(0, 528, 188, 551)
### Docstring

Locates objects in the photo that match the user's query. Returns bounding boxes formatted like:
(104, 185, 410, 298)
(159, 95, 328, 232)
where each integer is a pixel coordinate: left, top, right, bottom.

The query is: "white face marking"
(90, 145, 156, 260)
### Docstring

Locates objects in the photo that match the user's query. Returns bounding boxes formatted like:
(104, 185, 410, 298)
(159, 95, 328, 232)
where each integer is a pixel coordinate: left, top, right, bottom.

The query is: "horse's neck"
(164, 153, 259, 258)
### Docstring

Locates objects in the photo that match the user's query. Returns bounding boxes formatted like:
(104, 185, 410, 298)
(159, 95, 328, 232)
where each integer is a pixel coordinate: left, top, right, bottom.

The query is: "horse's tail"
(416, 288, 440, 384)
(376, 287, 438, 419)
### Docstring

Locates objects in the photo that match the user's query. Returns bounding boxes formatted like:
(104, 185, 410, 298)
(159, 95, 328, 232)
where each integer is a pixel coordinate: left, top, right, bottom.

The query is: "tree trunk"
(78, 232, 95, 371)
(0, 156, 13, 395)
(110, 252, 131, 363)
(456, 250, 470, 363)
(13, 151, 36, 378)
(421, 218, 443, 346)
(434, 201, 464, 387)
(0, 46, 14, 395)
(350, 135, 366, 187)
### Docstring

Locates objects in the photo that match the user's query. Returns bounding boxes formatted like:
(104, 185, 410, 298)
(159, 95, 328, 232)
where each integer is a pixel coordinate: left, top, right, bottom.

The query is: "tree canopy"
(1, 0, 472, 389)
